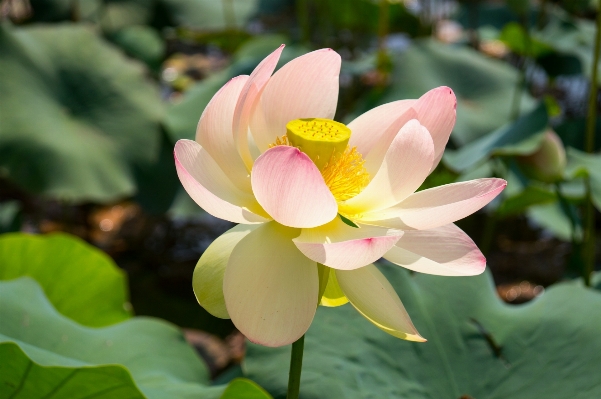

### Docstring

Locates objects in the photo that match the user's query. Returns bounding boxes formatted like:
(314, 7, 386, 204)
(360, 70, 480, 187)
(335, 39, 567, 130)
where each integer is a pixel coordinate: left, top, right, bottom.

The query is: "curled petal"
(196, 75, 252, 192)
(384, 224, 485, 276)
(336, 264, 425, 342)
(293, 217, 402, 270)
(193, 224, 258, 319)
(358, 178, 507, 230)
(233, 45, 284, 169)
(318, 266, 349, 307)
(251, 146, 337, 228)
(250, 49, 341, 152)
(340, 119, 435, 215)
(348, 100, 416, 165)
(175, 140, 270, 224)
(412, 86, 457, 171)
(224, 222, 318, 347)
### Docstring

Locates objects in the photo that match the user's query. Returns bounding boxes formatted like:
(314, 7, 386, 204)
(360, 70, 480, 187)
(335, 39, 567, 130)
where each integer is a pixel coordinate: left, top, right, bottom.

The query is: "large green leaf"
(444, 103, 548, 171)
(0, 23, 163, 203)
(357, 39, 536, 145)
(220, 378, 273, 399)
(0, 233, 131, 327)
(245, 264, 601, 399)
(0, 278, 222, 399)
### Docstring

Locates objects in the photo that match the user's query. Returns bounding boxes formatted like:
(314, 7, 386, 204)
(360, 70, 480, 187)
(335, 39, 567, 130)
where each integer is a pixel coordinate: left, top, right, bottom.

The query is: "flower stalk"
(583, 1, 601, 286)
(286, 335, 305, 399)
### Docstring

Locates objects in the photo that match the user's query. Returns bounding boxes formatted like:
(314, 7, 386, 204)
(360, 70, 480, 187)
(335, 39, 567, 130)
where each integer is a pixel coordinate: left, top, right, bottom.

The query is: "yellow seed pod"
(286, 118, 351, 171)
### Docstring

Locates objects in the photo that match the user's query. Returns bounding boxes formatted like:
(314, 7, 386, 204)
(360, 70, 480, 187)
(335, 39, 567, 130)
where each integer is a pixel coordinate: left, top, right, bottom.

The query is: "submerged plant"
(174, 45, 505, 397)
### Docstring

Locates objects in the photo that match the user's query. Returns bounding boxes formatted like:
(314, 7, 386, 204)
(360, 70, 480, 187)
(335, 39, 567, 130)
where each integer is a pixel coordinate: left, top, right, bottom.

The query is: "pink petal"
(340, 119, 435, 215)
(347, 100, 416, 175)
(196, 75, 252, 192)
(251, 146, 337, 228)
(358, 178, 506, 230)
(384, 224, 486, 276)
(292, 217, 403, 270)
(412, 86, 457, 171)
(224, 222, 318, 347)
(175, 139, 270, 224)
(233, 45, 284, 169)
(250, 49, 341, 152)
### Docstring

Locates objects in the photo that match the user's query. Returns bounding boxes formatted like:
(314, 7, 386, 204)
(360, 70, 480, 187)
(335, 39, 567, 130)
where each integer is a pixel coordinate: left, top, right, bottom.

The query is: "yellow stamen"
(322, 146, 369, 202)
(269, 119, 370, 202)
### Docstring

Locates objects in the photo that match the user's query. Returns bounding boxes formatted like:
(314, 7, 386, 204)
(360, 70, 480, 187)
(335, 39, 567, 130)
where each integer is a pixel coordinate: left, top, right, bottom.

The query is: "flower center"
(271, 118, 370, 202)
(286, 118, 350, 171)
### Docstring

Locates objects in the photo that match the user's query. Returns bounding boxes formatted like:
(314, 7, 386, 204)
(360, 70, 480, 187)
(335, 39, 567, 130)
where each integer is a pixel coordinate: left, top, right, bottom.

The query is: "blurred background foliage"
(1, 0, 601, 398)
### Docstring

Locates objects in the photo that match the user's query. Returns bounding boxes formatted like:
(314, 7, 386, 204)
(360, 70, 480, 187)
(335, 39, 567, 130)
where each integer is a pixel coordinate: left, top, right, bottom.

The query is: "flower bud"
(517, 130, 566, 183)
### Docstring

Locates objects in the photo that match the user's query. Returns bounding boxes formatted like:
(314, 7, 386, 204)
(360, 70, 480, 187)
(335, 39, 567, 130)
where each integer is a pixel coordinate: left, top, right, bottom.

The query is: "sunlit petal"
(336, 264, 425, 342)
(196, 75, 252, 192)
(250, 49, 341, 152)
(193, 224, 258, 319)
(224, 222, 318, 347)
(175, 139, 270, 224)
(340, 119, 435, 215)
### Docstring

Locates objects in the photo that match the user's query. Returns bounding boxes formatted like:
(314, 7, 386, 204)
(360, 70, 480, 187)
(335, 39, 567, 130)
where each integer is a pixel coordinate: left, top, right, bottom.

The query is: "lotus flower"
(175, 46, 506, 347)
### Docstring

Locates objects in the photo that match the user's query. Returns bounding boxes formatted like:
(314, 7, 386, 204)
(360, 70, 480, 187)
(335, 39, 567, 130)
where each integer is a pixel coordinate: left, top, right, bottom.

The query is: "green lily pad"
(0, 233, 131, 327)
(245, 264, 601, 399)
(359, 39, 536, 145)
(496, 185, 557, 217)
(0, 277, 222, 399)
(0, 23, 163, 203)
(444, 103, 548, 171)
(220, 378, 273, 399)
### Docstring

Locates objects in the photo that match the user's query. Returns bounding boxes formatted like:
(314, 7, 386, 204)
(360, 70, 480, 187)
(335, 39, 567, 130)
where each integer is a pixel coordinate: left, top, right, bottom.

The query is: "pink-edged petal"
(251, 146, 337, 228)
(335, 264, 425, 342)
(347, 100, 417, 175)
(250, 49, 341, 152)
(358, 178, 507, 230)
(223, 222, 318, 347)
(196, 75, 252, 192)
(412, 86, 457, 170)
(384, 223, 486, 276)
(340, 119, 435, 216)
(193, 224, 258, 319)
(175, 139, 270, 224)
(292, 216, 403, 270)
(233, 45, 284, 169)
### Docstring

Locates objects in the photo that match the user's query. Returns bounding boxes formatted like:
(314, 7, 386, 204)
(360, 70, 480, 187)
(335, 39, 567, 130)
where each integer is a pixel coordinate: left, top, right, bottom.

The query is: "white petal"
(196, 75, 252, 192)
(250, 49, 341, 152)
(193, 224, 258, 319)
(175, 139, 270, 224)
(223, 222, 318, 347)
(336, 265, 425, 342)
(233, 45, 284, 168)
(384, 224, 486, 276)
(340, 119, 435, 215)
(358, 178, 507, 230)
(293, 217, 402, 270)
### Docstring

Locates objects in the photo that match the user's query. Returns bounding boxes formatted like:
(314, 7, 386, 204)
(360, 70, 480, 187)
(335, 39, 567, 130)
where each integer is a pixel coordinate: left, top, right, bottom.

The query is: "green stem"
(511, 16, 532, 121)
(583, 1, 601, 286)
(586, 1, 601, 153)
(286, 335, 305, 399)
